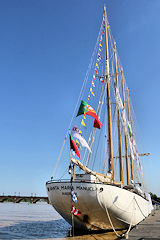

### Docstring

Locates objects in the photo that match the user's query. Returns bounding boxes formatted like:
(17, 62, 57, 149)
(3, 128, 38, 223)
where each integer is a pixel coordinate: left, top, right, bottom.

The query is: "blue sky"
(0, 0, 159, 196)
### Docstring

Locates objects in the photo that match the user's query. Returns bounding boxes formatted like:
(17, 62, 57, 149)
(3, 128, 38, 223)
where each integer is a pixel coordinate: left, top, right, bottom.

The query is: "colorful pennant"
(90, 88, 95, 96)
(81, 119, 86, 127)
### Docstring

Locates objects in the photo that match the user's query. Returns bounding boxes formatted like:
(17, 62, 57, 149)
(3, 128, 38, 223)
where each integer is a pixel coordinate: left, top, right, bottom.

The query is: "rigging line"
(70, 18, 104, 132)
(107, 16, 113, 45)
(112, 106, 117, 143)
(86, 81, 106, 168)
(134, 197, 148, 218)
(133, 162, 139, 183)
(115, 51, 144, 183)
(82, 96, 103, 166)
(59, 167, 70, 180)
(104, 94, 108, 174)
(52, 129, 69, 178)
(108, 15, 146, 189)
(98, 82, 107, 120)
(91, 115, 104, 171)
(137, 163, 144, 189)
(133, 159, 144, 188)
(69, 26, 102, 130)
(99, 110, 106, 173)
(51, 21, 104, 176)
(129, 108, 145, 184)
(82, 131, 92, 165)
(87, 40, 105, 99)
(52, 137, 67, 178)
(86, 81, 106, 167)
(73, 20, 105, 153)
(82, 20, 105, 101)
(90, 92, 106, 170)
(82, 80, 102, 165)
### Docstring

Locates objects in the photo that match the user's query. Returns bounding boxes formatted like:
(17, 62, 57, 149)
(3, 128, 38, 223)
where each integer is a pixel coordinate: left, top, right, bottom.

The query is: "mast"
(121, 70, 130, 185)
(126, 88, 134, 183)
(114, 43, 123, 184)
(104, 6, 114, 181)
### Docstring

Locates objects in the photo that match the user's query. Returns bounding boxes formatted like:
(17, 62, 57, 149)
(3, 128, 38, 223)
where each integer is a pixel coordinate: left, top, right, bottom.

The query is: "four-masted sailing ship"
(46, 6, 153, 232)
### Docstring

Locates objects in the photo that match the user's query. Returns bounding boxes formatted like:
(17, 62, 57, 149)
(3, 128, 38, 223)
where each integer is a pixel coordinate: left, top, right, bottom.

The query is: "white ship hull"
(46, 180, 152, 231)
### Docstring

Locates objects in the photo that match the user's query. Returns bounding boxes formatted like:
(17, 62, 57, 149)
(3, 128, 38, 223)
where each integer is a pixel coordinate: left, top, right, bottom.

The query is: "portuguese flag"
(77, 100, 98, 119)
(70, 135, 81, 159)
(77, 100, 103, 129)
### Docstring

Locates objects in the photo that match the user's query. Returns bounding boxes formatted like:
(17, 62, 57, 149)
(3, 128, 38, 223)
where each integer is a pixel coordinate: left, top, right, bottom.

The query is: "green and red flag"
(77, 100, 103, 129)
(70, 134, 81, 159)
(76, 100, 97, 119)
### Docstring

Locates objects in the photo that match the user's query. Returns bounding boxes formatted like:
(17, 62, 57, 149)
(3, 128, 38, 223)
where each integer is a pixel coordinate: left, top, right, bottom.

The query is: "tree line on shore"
(150, 192, 160, 204)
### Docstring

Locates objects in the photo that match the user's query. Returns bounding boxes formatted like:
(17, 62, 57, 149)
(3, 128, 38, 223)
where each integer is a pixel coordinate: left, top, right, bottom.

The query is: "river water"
(0, 202, 121, 240)
(0, 202, 70, 239)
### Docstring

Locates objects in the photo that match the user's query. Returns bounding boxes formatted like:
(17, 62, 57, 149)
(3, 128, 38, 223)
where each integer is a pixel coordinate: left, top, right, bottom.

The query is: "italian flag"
(70, 135, 81, 159)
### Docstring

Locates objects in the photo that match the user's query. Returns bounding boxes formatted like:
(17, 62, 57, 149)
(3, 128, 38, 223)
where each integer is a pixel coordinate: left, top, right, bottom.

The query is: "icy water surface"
(0, 202, 121, 239)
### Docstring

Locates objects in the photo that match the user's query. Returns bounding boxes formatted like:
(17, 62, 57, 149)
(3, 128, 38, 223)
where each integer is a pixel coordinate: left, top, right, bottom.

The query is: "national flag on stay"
(71, 206, 81, 216)
(69, 134, 81, 159)
(77, 100, 102, 129)
(77, 100, 97, 119)
(71, 190, 77, 203)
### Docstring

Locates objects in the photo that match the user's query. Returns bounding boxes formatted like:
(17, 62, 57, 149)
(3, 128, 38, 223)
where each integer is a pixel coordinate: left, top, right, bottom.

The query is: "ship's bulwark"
(46, 181, 152, 231)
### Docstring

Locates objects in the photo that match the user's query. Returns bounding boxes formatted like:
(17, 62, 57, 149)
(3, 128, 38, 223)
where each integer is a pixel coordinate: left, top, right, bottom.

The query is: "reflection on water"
(0, 202, 121, 239)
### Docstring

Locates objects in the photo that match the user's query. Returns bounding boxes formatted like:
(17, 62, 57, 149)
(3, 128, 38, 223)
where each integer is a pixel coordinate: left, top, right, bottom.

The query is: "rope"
(52, 136, 67, 178)
(104, 196, 136, 238)
(134, 197, 147, 218)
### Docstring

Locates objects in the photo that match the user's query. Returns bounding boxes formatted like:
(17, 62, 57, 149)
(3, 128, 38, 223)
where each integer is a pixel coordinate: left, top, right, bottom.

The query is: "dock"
(125, 208, 160, 240)
(57, 208, 160, 240)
